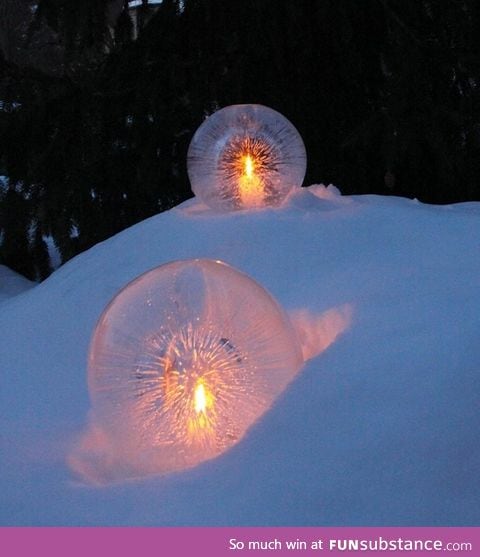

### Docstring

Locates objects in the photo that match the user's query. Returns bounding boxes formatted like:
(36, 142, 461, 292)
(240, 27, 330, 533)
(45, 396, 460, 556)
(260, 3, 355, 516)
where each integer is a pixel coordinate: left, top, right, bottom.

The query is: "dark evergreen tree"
(0, 0, 479, 280)
(114, 1, 134, 49)
(0, 188, 32, 278)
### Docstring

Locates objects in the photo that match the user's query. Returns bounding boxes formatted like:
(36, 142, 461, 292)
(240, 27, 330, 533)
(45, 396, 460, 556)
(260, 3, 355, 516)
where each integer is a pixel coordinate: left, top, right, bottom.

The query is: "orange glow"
(243, 154, 255, 178)
(187, 378, 216, 445)
(194, 381, 208, 414)
(162, 359, 216, 440)
(238, 152, 264, 206)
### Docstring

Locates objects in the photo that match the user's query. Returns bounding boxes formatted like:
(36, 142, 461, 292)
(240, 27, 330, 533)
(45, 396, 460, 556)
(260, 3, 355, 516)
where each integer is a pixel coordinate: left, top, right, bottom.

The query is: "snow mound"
(308, 183, 342, 199)
(0, 265, 35, 302)
(0, 185, 479, 526)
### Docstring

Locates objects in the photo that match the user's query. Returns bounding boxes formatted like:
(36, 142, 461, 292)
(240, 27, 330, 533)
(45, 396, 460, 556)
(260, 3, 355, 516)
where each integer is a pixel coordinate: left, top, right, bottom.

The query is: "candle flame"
(243, 154, 255, 178)
(194, 381, 207, 414)
(238, 152, 263, 206)
(189, 379, 215, 439)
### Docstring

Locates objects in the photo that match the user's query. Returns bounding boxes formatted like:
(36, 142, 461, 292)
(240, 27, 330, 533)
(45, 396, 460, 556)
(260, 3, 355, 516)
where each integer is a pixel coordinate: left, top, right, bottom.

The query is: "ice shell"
(85, 259, 303, 480)
(187, 104, 306, 211)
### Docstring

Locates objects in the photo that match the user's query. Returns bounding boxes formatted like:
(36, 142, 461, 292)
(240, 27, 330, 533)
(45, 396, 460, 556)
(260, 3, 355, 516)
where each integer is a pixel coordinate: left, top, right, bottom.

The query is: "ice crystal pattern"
(187, 104, 306, 211)
(87, 259, 303, 476)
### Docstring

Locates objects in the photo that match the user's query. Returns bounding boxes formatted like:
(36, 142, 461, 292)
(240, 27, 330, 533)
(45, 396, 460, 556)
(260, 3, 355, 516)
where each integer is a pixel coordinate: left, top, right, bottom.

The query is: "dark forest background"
(1, 0, 479, 280)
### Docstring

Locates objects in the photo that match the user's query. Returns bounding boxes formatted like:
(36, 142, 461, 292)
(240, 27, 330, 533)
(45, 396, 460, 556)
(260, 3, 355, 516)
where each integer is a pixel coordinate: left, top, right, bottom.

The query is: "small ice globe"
(187, 104, 306, 211)
(86, 259, 303, 479)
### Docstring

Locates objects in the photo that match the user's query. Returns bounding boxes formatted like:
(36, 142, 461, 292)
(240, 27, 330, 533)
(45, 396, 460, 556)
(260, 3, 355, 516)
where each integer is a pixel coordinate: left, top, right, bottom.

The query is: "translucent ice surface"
(76, 259, 303, 482)
(187, 104, 306, 211)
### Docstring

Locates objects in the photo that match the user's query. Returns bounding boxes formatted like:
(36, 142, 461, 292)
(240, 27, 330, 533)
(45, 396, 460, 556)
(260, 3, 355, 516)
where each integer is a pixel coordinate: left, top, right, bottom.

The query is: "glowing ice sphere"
(187, 104, 306, 211)
(85, 259, 303, 480)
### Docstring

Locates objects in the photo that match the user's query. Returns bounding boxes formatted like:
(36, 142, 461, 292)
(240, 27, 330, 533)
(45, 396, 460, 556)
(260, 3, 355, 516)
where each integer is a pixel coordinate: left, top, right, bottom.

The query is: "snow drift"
(0, 185, 479, 526)
(0, 265, 35, 302)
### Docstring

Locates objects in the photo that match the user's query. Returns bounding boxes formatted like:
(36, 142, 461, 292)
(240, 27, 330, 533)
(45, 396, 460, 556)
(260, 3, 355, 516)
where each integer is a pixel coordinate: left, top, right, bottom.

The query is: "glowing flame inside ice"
(214, 134, 283, 209)
(187, 377, 217, 444)
(221, 135, 277, 208)
(194, 381, 207, 414)
(243, 154, 255, 178)
(238, 151, 263, 206)
(152, 326, 237, 448)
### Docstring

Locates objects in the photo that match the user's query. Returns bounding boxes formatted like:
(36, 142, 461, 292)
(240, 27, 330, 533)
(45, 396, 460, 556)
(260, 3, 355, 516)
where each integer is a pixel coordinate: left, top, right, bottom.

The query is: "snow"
(0, 265, 35, 302)
(43, 235, 62, 271)
(0, 185, 479, 526)
(128, 0, 163, 7)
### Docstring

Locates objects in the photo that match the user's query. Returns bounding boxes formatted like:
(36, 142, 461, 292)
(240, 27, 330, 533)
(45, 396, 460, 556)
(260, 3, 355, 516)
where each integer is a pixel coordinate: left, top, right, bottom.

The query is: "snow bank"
(0, 186, 479, 526)
(0, 265, 35, 302)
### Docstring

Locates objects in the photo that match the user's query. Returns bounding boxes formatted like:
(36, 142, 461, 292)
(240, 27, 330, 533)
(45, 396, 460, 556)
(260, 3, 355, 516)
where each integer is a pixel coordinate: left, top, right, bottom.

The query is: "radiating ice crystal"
(187, 104, 306, 211)
(80, 259, 303, 481)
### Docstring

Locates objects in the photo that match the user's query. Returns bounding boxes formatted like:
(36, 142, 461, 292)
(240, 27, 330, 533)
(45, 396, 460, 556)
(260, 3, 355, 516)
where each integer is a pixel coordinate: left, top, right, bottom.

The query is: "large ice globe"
(187, 104, 306, 211)
(86, 259, 303, 479)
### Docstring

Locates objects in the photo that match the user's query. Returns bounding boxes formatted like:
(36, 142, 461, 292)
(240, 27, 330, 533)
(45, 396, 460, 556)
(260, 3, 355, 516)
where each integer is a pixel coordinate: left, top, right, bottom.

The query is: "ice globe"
(86, 259, 303, 479)
(187, 104, 306, 211)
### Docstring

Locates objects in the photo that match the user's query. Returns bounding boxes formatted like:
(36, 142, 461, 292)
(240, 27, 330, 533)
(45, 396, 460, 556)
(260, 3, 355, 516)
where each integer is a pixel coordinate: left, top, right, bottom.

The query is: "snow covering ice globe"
(86, 259, 303, 478)
(187, 104, 306, 211)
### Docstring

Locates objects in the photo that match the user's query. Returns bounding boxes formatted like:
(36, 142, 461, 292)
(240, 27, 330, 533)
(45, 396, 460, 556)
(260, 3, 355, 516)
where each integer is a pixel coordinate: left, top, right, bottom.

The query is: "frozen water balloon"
(187, 104, 306, 211)
(79, 259, 303, 481)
